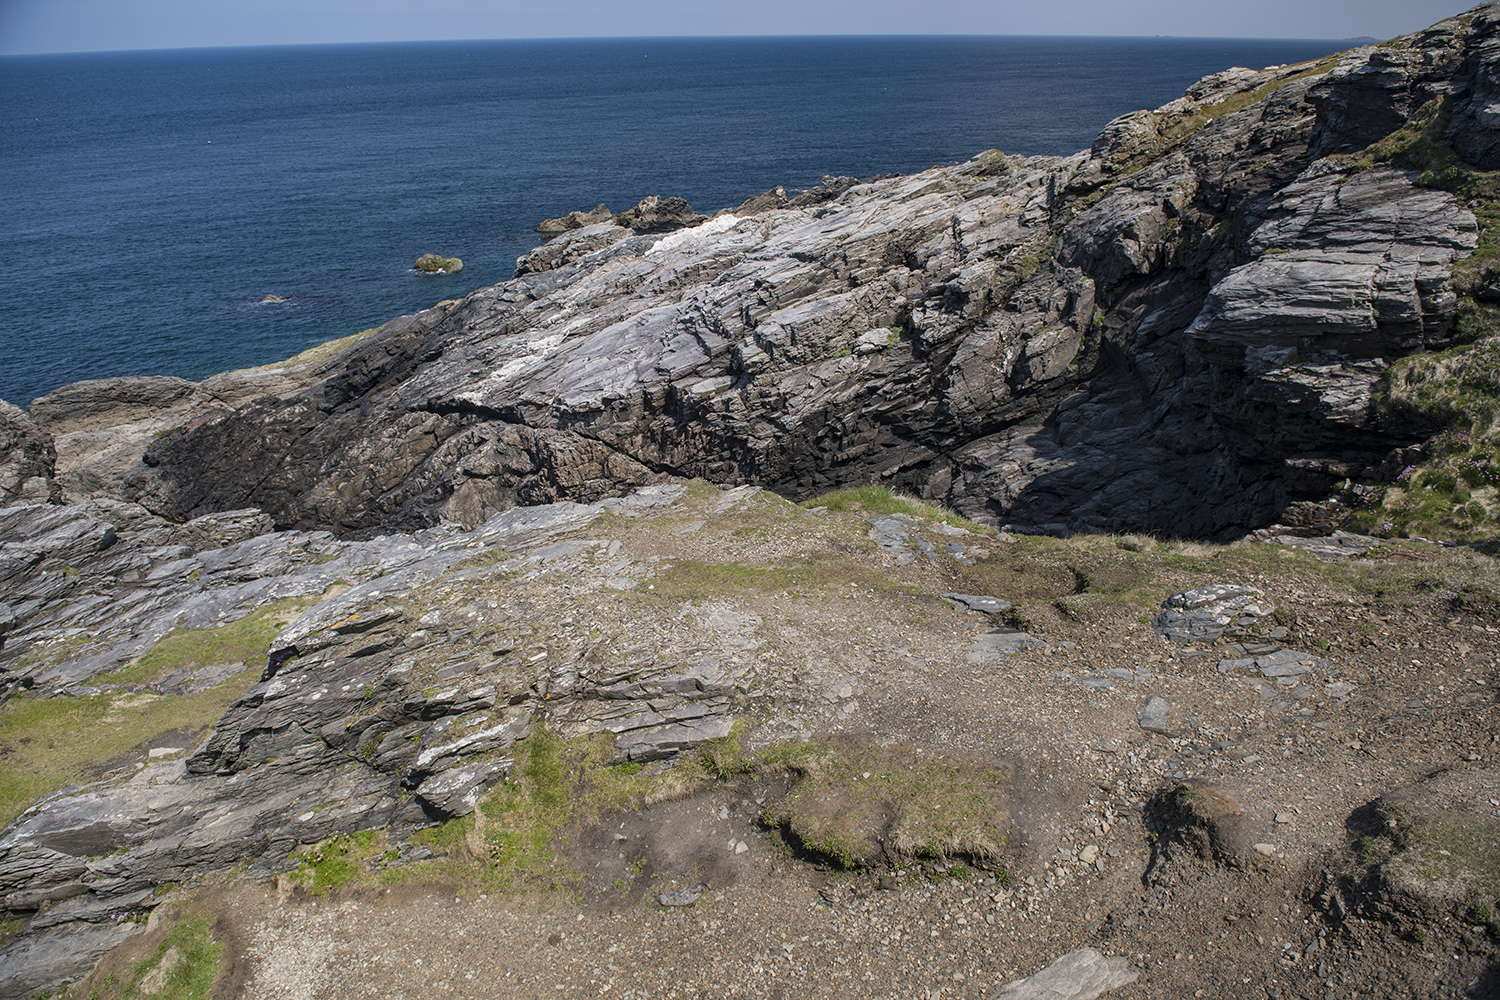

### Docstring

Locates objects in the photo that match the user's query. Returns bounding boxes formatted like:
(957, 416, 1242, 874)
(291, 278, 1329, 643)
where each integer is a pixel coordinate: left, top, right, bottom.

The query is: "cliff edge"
(13, 5, 1499, 546)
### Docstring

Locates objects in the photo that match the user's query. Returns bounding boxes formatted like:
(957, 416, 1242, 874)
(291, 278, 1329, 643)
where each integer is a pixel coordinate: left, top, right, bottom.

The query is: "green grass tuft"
(800, 485, 986, 532)
(0, 672, 260, 830)
(94, 599, 310, 687)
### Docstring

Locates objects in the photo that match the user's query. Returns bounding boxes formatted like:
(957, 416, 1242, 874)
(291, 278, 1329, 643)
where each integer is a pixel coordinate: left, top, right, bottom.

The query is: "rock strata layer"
(15, 7, 1500, 541)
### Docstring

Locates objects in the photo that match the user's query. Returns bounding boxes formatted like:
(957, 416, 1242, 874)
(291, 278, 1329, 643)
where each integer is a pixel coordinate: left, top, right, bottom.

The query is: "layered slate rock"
(1152, 585, 1271, 643)
(29, 13, 1482, 539)
(90, 10, 1500, 542)
(0, 485, 803, 992)
(1186, 167, 1476, 353)
(0, 402, 57, 506)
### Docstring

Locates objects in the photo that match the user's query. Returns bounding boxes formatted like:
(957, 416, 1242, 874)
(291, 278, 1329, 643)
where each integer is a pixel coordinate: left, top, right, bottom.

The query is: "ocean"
(0, 35, 1348, 407)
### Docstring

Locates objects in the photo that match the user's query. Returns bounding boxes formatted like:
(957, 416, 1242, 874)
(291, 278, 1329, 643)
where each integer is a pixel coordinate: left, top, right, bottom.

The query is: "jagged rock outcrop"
(64, 5, 1495, 543)
(535, 203, 613, 233)
(26, 328, 403, 507)
(612, 194, 706, 232)
(6, 10, 1500, 997)
(0, 403, 57, 507)
(0, 483, 797, 994)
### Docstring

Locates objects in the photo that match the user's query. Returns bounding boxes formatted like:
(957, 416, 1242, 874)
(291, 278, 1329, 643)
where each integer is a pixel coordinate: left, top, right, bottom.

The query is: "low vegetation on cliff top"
(1315, 96, 1500, 543)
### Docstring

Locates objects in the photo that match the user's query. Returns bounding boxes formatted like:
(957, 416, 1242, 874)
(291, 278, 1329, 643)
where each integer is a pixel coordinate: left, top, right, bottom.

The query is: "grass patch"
(1389, 809, 1500, 902)
(647, 560, 813, 600)
(1365, 341, 1500, 540)
(800, 485, 987, 532)
(762, 738, 1013, 871)
(697, 719, 753, 781)
(468, 727, 687, 890)
(645, 554, 918, 604)
(982, 529, 1500, 612)
(0, 671, 259, 830)
(1346, 798, 1500, 937)
(81, 913, 224, 1000)
(93, 599, 311, 688)
(290, 830, 383, 895)
(416, 814, 474, 852)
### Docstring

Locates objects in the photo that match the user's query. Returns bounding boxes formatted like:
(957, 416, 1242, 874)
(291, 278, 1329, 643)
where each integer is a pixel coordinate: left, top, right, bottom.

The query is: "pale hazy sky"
(0, 0, 1476, 56)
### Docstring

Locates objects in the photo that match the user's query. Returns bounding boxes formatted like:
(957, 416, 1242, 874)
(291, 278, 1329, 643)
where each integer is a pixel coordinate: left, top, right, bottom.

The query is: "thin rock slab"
(0, 920, 142, 1000)
(656, 883, 708, 907)
(966, 630, 1046, 664)
(994, 947, 1138, 1000)
(941, 593, 1013, 615)
(1137, 696, 1172, 734)
(1152, 584, 1270, 643)
(1256, 530, 1384, 562)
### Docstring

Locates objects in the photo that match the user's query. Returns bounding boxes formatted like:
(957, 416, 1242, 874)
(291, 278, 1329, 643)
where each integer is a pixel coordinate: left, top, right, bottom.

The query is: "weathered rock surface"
(612, 194, 705, 232)
(1152, 584, 1271, 643)
(0, 486, 770, 992)
(994, 947, 1138, 1000)
(6, 9, 1500, 998)
(413, 254, 463, 274)
(0, 403, 56, 507)
(51, 7, 1495, 544)
(535, 203, 612, 233)
(24, 321, 407, 506)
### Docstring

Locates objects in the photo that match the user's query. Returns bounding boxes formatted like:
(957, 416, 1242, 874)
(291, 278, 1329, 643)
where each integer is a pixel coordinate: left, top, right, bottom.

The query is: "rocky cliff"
(14, 6, 1495, 545)
(3, 7, 1500, 1000)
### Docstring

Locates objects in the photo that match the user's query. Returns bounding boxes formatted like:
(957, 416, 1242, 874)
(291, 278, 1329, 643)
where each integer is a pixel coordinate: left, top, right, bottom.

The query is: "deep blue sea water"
(0, 36, 1348, 407)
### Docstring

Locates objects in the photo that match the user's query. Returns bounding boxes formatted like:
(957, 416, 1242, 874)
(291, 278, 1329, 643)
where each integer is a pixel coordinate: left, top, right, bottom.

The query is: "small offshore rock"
(413, 254, 463, 274)
(258, 294, 286, 303)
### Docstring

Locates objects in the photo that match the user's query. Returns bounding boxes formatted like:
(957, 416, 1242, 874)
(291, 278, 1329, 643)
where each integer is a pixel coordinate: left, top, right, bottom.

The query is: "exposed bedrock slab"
(0, 487, 787, 994)
(21, 9, 1488, 541)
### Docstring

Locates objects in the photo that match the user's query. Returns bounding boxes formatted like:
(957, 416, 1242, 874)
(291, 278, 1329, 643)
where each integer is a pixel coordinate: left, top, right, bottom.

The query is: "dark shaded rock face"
(25, 12, 1500, 547)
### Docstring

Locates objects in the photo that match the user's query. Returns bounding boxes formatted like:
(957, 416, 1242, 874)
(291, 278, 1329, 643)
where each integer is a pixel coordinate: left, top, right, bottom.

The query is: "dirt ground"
(60, 498, 1500, 1000)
